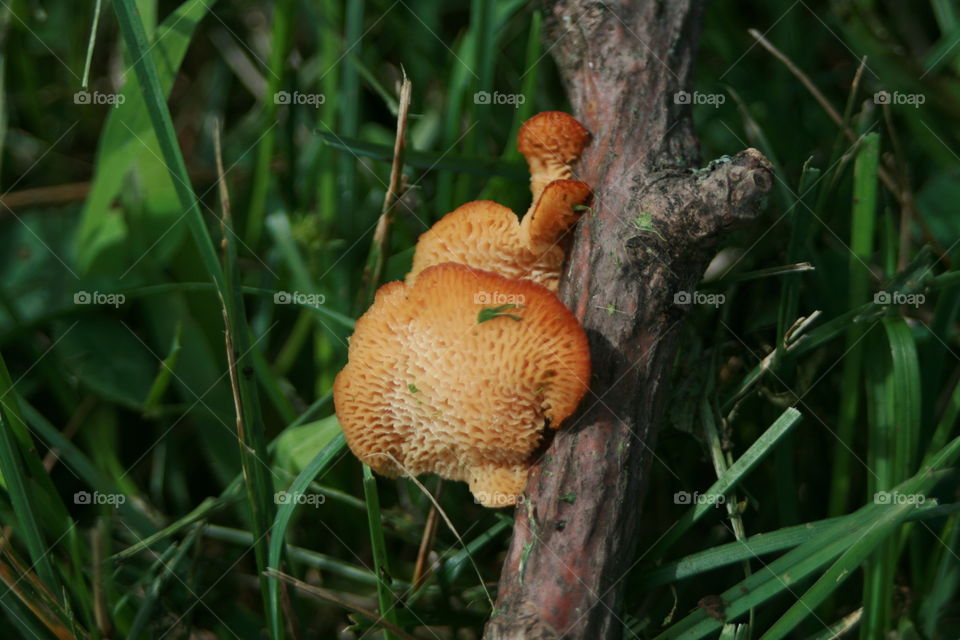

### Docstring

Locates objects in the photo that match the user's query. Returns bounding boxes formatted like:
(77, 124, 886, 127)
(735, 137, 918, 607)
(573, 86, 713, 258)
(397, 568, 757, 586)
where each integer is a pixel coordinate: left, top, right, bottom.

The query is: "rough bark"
(485, 2, 773, 639)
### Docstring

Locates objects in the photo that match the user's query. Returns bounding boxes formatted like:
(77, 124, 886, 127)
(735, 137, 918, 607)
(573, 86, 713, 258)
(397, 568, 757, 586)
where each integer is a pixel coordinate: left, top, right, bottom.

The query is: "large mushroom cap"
(334, 263, 591, 507)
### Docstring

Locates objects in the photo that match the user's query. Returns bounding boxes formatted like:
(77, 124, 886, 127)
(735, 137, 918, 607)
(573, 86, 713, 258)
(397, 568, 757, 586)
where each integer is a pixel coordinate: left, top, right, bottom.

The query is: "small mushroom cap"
(407, 112, 591, 290)
(407, 200, 568, 289)
(517, 111, 591, 202)
(334, 263, 591, 507)
(407, 180, 591, 291)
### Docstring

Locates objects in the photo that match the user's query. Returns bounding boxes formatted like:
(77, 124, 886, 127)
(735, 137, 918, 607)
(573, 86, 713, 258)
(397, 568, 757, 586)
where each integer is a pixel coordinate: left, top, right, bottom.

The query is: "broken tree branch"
(485, 2, 772, 638)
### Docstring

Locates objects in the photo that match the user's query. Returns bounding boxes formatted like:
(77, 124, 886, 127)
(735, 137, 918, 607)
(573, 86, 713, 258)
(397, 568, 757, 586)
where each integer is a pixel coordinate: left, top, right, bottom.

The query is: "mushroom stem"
(519, 179, 592, 253)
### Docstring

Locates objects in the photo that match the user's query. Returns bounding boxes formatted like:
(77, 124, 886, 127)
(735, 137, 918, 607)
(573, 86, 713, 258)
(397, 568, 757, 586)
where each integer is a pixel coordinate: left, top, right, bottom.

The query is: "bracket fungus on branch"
(334, 264, 590, 507)
(334, 112, 595, 508)
(408, 112, 592, 291)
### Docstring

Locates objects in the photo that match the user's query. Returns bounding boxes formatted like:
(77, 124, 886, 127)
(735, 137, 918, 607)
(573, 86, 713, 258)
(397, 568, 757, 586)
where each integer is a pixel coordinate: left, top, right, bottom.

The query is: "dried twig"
(411, 480, 443, 592)
(355, 70, 413, 311)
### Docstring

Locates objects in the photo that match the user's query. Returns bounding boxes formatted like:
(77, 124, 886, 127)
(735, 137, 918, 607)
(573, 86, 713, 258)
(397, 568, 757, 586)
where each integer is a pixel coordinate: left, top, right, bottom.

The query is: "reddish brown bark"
(485, 2, 773, 638)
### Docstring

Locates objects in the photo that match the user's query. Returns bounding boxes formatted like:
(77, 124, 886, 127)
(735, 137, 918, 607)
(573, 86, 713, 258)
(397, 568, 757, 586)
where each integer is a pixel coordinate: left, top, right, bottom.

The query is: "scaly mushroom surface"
(407, 112, 592, 291)
(334, 263, 590, 507)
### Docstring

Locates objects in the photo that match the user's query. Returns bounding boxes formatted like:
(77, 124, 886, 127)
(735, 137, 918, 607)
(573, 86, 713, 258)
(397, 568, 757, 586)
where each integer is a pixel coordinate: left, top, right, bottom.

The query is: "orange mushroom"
(407, 112, 592, 291)
(334, 263, 590, 507)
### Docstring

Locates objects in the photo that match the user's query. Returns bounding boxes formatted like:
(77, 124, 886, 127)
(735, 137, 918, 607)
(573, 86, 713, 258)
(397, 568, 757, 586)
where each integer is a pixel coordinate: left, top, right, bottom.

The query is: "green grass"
(0, 1, 958, 638)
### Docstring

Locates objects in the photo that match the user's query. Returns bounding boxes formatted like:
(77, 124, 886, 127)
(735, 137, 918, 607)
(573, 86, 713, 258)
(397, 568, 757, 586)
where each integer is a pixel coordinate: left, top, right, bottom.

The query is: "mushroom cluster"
(334, 112, 592, 507)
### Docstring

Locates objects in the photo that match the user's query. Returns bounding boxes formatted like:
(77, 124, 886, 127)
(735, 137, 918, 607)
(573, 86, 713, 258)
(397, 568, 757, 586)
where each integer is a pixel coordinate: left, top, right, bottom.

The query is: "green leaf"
(273, 414, 342, 474)
(74, 0, 212, 272)
(267, 430, 347, 639)
(650, 408, 803, 559)
(56, 317, 155, 409)
(477, 304, 523, 323)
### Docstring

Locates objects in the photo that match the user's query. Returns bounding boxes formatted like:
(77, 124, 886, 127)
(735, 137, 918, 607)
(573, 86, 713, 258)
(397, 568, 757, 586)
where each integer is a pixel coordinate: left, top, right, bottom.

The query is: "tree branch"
(485, 2, 772, 638)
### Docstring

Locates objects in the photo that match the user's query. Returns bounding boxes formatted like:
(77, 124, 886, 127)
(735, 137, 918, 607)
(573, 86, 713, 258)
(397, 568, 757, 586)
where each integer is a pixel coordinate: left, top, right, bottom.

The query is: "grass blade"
(266, 430, 346, 639)
(112, 3, 277, 633)
(828, 131, 880, 518)
(650, 408, 803, 559)
(244, 0, 292, 248)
